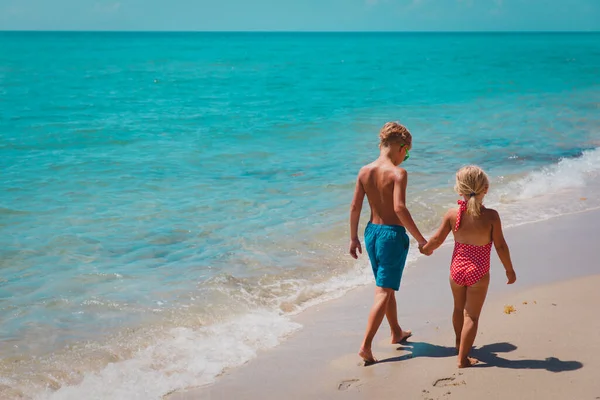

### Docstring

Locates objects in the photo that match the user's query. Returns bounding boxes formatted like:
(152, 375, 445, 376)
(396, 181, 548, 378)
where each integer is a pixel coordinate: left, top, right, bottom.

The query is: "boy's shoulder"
(358, 163, 405, 177)
(357, 162, 406, 189)
(392, 167, 407, 182)
(358, 160, 377, 172)
(357, 164, 372, 180)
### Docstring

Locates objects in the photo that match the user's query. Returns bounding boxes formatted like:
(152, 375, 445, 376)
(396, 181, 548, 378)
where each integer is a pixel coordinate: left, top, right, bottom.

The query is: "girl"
(421, 165, 516, 368)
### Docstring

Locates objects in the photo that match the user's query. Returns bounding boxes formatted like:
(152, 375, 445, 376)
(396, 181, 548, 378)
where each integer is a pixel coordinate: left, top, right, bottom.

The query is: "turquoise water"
(1, 32, 599, 399)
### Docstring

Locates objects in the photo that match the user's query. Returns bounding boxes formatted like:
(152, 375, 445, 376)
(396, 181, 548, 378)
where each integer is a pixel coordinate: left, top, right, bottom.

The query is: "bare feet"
(358, 348, 377, 365)
(391, 330, 412, 344)
(458, 357, 479, 368)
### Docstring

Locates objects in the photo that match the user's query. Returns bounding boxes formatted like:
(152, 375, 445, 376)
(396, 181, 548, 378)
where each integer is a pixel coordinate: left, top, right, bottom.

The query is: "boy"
(349, 121, 427, 364)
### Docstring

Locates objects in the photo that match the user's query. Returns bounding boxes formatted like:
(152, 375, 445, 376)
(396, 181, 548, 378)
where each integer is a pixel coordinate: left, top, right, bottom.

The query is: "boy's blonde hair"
(379, 122, 412, 148)
(455, 165, 489, 217)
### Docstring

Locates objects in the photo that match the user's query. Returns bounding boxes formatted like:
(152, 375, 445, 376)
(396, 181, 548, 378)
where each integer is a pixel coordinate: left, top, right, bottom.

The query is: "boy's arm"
(349, 172, 366, 259)
(393, 169, 427, 246)
(491, 209, 516, 284)
(421, 210, 453, 255)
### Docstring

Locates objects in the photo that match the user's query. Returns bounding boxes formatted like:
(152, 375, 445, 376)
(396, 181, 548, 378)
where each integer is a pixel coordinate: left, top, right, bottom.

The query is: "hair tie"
(469, 192, 476, 197)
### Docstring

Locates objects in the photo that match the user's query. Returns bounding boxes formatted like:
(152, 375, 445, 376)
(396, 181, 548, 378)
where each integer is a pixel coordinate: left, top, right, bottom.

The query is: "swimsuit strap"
(455, 200, 467, 232)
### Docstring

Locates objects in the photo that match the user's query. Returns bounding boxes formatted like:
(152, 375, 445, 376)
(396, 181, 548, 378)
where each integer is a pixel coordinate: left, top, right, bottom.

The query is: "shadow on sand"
(376, 341, 583, 373)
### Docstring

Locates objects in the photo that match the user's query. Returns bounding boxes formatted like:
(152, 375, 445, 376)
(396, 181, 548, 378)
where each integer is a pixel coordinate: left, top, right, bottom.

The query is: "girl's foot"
(391, 330, 412, 344)
(458, 357, 479, 368)
(358, 348, 377, 365)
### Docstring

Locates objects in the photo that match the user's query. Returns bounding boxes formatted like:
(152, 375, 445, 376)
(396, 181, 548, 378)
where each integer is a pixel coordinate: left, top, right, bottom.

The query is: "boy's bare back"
(358, 160, 406, 226)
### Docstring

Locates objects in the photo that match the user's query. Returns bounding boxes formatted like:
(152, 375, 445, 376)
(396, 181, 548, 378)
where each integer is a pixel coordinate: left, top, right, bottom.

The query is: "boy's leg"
(359, 286, 394, 363)
(458, 273, 490, 368)
(379, 229, 410, 344)
(450, 277, 468, 352)
(386, 293, 412, 344)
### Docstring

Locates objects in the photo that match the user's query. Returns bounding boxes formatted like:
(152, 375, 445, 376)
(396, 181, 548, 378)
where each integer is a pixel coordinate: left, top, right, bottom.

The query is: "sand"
(168, 208, 600, 400)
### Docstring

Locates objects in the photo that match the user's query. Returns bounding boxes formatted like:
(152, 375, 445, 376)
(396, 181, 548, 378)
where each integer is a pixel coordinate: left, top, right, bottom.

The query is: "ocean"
(0, 31, 599, 399)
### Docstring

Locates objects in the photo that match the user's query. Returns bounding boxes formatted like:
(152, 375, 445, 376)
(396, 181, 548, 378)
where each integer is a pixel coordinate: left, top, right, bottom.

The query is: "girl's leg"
(458, 273, 490, 368)
(449, 277, 468, 352)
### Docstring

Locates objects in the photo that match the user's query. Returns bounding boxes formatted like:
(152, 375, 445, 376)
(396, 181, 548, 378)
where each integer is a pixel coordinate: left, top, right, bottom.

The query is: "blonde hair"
(455, 165, 489, 217)
(379, 122, 412, 148)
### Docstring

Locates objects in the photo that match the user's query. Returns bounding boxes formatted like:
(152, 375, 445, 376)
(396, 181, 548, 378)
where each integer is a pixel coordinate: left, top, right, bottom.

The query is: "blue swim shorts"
(364, 222, 410, 291)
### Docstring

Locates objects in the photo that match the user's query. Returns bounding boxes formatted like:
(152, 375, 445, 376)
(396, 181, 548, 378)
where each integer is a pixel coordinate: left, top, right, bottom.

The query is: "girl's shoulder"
(445, 207, 459, 218)
(481, 207, 501, 220)
(443, 207, 459, 227)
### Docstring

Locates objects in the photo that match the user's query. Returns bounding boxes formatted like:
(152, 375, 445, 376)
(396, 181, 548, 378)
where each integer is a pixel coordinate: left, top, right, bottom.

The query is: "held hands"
(351, 238, 435, 258)
(506, 269, 517, 284)
(418, 240, 433, 256)
(349, 238, 362, 259)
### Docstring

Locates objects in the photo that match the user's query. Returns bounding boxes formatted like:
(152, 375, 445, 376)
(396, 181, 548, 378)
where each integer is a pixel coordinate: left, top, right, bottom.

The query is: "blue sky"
(0, 0, 598, 31)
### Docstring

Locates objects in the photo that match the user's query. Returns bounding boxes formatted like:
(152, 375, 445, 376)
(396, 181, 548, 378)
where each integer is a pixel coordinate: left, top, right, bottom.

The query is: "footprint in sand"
(432, 376, 466, 388)
(337, 379, 360, 391)
(432, 377, 455, 387)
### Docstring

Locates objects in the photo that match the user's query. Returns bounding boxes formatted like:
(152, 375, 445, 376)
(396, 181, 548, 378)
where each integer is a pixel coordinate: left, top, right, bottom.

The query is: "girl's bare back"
(450, 206, 495, 246)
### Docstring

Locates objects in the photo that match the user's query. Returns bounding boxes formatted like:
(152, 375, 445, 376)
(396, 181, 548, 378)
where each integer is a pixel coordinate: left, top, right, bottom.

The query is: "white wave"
(32, 259, 380, 400)
(36, 312, 300, 400)
(501, 147, 600, 201)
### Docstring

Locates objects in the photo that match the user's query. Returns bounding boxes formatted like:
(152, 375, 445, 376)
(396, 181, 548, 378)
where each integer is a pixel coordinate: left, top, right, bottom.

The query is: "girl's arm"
(491, 209, 517, 284)
(421, 210, 453, 255)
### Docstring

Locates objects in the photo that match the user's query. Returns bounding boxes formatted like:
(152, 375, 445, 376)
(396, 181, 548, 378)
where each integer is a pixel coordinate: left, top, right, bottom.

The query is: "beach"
(1, 32, 600, 399)
(169, 208, 600, 400)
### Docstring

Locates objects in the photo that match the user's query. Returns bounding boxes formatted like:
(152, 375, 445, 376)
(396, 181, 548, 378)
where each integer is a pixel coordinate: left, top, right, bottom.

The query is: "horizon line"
(1, 29, 599, 33)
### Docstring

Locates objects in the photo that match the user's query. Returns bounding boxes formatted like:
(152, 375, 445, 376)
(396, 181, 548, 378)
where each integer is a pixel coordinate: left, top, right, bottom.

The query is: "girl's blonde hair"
(455, 165, 489, 217)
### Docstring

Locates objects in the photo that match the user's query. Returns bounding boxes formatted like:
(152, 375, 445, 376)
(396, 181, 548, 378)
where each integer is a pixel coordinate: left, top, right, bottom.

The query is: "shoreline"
(169, 207, 600, 399)
(11, 200, 600, 400)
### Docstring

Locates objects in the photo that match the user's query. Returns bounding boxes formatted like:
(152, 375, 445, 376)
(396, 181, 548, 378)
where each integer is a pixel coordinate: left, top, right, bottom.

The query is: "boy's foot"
(458, 357, 479, 368)
(391, 330, 412, 344)
(358, 348, 377, 365)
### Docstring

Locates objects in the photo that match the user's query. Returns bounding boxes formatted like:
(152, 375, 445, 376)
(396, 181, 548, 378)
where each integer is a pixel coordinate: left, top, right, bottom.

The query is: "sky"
(0, 0, 599, 31)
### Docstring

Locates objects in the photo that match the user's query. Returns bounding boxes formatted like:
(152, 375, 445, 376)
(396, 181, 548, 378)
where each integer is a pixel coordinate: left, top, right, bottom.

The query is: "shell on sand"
(504, 305, 516, 314)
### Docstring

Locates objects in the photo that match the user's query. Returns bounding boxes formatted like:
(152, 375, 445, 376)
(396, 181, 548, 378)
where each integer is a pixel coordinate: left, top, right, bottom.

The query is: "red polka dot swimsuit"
(450, 200, 492, 287)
